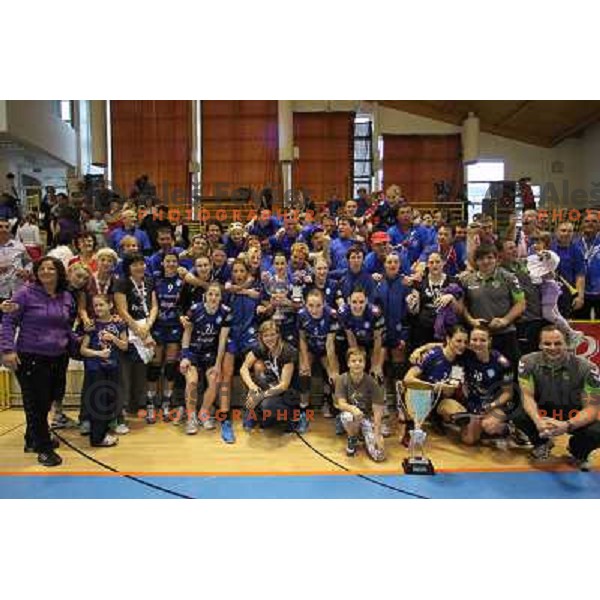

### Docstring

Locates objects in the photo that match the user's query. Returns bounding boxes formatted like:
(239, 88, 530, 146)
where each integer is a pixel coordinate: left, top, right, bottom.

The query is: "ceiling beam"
(377, 100, 551, 146)
(493, 101, 531, 127)
(377, 101, 464, 126)
(551, 108, 600, 146)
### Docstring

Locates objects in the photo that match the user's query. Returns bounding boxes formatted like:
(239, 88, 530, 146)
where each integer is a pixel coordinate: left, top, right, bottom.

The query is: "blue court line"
(1, 471, 599, 499)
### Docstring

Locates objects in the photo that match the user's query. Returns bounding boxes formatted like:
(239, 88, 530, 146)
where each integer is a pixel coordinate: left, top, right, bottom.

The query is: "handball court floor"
(1, 408, 599, 499)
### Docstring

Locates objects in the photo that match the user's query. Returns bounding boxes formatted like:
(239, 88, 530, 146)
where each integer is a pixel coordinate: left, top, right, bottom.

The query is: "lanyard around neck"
(130, 277, 149, 317)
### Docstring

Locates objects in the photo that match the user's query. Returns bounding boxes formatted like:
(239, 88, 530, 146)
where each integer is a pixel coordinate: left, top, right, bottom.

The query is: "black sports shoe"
(346, 435, 359, 457)
(37, 450, 63, 467)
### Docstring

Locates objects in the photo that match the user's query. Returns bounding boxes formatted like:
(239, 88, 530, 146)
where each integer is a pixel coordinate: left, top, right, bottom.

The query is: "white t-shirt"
(527, 250, 560, 285)
(16, 223, 41, 246)
(47, 245, 74, 269)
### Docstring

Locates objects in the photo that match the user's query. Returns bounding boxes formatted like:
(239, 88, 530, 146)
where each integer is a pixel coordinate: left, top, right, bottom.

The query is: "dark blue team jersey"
(187, 302, 232, 355)
(419, 346, 465, 385)
(337, 303, 384, 347)
(373, 274, 411, 344)
(298, 306, 338, 355)
(148, 247, 184, 276)
(212, 263, 232, 285)
(84, 320, 126, 371)
(226, 290, 259, 350)
(155, 275, 185, 327)
(310, 278, 340, 308)
(463, 349, 513, 412)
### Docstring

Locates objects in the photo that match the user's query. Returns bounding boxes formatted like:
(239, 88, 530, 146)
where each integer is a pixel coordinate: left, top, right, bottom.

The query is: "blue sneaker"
(243, 411, 257, 432)
(296, 411, 309, 434)
(221, 419, 236, 444)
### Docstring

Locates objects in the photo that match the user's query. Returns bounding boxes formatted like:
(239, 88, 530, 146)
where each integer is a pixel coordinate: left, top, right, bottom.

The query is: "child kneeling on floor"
(334, 347, 385, 461)
(80, 295, 128, 447)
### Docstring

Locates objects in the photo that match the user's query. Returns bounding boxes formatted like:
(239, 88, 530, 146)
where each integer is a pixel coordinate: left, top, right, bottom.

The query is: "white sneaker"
(381, 421, 391, 438)
(93, 434, 119, 447)
(186, 414, 199, 435)
(202, 416, 217, 430)
(114, 423, 130, 435)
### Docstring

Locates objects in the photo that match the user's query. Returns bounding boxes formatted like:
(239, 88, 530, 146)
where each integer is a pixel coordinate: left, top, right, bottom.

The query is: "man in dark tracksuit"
(514, 325, 600, 471)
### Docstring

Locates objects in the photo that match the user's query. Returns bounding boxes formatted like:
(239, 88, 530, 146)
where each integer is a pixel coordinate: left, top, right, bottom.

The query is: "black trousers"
(16, 353, 68, 453)
(513, 408, 600, 460)
(119, 351, 148, 413)
(258, 391, 300, 428)
(516, 320, 545, 357)
(84, 368, 119, 445)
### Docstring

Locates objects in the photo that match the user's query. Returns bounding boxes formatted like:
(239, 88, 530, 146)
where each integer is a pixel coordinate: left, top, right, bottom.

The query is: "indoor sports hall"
(2, 100, 600, 498)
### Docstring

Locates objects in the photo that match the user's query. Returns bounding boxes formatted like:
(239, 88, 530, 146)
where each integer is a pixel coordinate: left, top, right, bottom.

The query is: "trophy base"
(402, 457, 435, 476)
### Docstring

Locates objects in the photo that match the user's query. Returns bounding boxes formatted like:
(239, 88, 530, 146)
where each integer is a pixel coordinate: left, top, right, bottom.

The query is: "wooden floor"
(0, 408, 588, 475)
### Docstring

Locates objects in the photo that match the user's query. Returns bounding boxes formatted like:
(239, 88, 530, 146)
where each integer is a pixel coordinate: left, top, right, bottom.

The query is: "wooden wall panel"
(293, 112, 354, 205)
(110, 100, 191, 206)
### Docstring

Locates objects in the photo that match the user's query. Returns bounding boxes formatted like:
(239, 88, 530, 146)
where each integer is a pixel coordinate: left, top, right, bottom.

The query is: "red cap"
(371, 231, 390, 244)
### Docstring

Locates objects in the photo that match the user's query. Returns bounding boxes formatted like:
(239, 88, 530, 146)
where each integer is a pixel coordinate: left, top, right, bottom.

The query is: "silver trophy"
(267, 276, 289, 324)
(398, 383, 438, 475)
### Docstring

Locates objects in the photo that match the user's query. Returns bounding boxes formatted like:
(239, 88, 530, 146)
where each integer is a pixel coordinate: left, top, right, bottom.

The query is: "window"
(465, 160, 505, 221)
(353, 114, 373, 196)
(60, 100, 72, 123)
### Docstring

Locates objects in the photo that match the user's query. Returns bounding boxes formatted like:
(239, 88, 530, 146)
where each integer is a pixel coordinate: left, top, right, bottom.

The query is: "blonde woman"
(239, 320, 301, 432)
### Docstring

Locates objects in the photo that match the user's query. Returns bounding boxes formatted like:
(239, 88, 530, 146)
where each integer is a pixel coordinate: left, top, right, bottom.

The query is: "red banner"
(573, 322, 600, 368)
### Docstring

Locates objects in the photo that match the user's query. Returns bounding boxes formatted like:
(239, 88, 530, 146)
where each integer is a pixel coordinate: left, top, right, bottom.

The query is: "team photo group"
(1, 182, 600, 471)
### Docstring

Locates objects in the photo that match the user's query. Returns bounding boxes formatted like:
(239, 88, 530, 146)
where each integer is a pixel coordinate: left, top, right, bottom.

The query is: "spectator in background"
(205, 219, 224, 249)
(16, 212, 42, 262)
(499, 239, 545, 357)
(110, 209, 151, 255)
(86, 209, 108, 249)
(247, 208, 281, 240)
(172, 210, 190, 249)
(74, 232, 98, 273)
(40, 186, 57, 246)
(355, 187, 370, 217)
(550, 221, 585, 317)
(130, 174, 157, 205)
(258, 187, 274, 211)
(0, 217, 32, 319)
(1, 172, 21, 223)
(327, 193, 343, 217)
(94, 178, 119, 213)
(140, 204, 172, 250)
(329, 216, 358, 274)
(104, 199, 123, 234)
(388, 204, 437, 267)
(47, 232, 75, 269)
(52, 193, 81, 242)
(507, 209, 539, 259)
(417, 224, 466, 277)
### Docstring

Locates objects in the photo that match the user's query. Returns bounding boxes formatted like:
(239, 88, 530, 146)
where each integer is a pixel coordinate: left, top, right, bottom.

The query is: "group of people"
(1, 182, 600, 472)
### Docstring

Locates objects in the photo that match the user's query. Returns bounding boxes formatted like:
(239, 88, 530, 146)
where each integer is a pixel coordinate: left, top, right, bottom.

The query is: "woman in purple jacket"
(0, 256, 78, 467)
